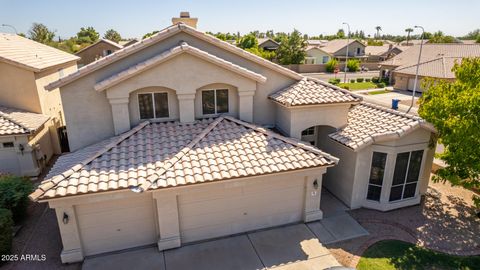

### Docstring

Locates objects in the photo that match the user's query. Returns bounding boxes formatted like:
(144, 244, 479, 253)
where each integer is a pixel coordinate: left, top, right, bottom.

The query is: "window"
(138, 93, 169, 119)
(202, 89, 229, 115)
(389, 150, 424, 201)
(301, 127, 315, 136)
(103, 49, 113, 56)
(367, 152, 387, 201)
(322, 56, 330, 63)
(2, 142, 14, 148)
(356, 47, 361, 55)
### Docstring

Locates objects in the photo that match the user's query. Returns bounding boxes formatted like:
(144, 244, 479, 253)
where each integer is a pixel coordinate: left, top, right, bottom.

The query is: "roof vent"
(172, 11, 198, 29)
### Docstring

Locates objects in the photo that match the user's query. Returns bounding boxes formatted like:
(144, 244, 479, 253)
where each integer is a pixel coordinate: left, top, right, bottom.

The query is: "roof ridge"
(137, 117, 225, 192)
(223, 116, 339, 164)
(29, 121, 150, 201)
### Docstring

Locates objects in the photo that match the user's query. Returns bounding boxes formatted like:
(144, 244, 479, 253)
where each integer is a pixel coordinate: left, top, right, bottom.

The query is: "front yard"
(338, 81, 378, 90)
(357, 240, 480, 270)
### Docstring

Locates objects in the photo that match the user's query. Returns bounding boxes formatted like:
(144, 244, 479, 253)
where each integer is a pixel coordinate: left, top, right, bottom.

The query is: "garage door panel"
(77, 195, 157, 256)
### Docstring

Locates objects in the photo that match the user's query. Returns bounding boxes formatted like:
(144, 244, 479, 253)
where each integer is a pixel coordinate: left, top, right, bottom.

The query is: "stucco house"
(380, 43, 480, 91)
(305, 46, 332, 64)
(29, 17, 436, 263)
(365, 44, 406, 62)
(257, 38, 279, 51)
(75, 38, 123, 67)
(0, 33, 79, 175)
(320, 39, 367, 61)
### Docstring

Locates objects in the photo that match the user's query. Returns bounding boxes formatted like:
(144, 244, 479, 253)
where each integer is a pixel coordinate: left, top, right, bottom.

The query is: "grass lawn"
(338, 81, 378, 90)
(368, 90, 390, 95)
(357, 240, 480, 270)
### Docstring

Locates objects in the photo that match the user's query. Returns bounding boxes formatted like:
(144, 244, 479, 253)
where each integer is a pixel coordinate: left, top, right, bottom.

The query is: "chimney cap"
(180, 11, 190, 18)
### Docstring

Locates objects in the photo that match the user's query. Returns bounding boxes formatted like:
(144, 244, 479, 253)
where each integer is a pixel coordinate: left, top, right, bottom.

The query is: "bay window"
(389, 150, 424, 201)
(367, 152, 387, 201)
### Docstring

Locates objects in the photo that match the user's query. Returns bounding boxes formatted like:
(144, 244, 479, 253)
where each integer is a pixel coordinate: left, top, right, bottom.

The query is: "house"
(365, 44, 406, 62)
(320, 39, 367, 61)
(380, 44, 480, 90)
(257, 38, 279, 51)
(305, 46, 332, 64)
(0, 107, 52, 175)
(75, 39, 123, 67)
(29, 15, 436, 263)
(307, 39, 328, 47)
(0, 33, 79, 173)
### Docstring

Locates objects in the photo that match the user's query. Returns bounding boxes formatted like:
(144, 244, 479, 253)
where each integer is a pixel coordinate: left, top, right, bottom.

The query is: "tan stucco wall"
(306, 48, 331, 64)
(0, 62, 40, 112)
(76, 41, 122, 67)
(59, 31, 295, 151)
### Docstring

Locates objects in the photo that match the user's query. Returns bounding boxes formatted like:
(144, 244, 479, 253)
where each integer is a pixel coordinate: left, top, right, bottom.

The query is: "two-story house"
(321, 39, 367, 61)
(0, 33, 78, 175)
(30, 15, 436, 263)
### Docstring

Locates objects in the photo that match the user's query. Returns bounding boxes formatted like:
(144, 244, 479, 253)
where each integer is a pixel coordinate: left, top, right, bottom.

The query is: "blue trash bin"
(391, 99, 400, 110)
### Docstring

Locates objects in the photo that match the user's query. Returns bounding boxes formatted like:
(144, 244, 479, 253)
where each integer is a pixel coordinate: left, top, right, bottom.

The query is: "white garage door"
(76, 195, 157, 256)
(407, 78, 424, 92)
(0, 150, 20, 175)
(178, 177, 305, 243)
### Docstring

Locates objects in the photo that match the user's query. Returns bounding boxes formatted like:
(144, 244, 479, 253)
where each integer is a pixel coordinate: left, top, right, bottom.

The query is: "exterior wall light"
(313, 180, 319, 189)
(63, 212, 69, 224)
(19, 144, 24, 155)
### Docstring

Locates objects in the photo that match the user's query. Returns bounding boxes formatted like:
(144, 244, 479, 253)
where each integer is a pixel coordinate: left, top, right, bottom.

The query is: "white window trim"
(201, 89, 229, 116)
(137, 92, 170, 120)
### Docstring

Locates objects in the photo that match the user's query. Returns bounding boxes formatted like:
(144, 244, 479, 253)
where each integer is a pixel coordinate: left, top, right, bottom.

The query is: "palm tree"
(375, 26, 382, 39)
(405, 28, 414, 45)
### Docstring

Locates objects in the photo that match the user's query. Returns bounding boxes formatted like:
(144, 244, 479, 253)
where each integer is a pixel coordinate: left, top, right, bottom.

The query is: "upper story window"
(2, 142, 14, 148)
(367, 152, 387, 201)
(301, 127, 315, 136)
(138, 92, 169, 119)
(103, 49, 113, 56)
(389, 150, 424, 202)
(202, 89, 228, 115)
(356, 47, 361, 55)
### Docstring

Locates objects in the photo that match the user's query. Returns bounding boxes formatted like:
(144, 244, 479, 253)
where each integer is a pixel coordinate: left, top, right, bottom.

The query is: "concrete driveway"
(82, 223, 341, 270)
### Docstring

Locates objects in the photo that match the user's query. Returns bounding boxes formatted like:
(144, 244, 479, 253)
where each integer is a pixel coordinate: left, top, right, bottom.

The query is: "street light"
(1, 24, 18, 34)
(342, 22, 350, 83)
(406, 25, 424, 113)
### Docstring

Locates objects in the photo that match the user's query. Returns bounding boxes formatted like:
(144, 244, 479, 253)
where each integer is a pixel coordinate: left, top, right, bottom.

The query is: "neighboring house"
(0, 106, 51, 176)
(75, 39, 123, 67)
(0, 33, 79, 168)
(29, 16, 436, 263)
(320, 39, 367, 61)
(305, 46, 332, 64)
(380, 43, 480, 90)
(257, 38, 279, 51)
(365, 44, 406, 62)
(119, 39, 139, 47)
(307, 39, 328, 47)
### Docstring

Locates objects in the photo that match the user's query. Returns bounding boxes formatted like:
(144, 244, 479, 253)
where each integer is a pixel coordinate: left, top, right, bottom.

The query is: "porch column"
(51, 205, 84, 263)
(238, 90, 255, 123)
(152, 192, 181, 251)
(177, 93, 196, 123)
(109, 97, 130, 135)
(303, 168, 327, 222)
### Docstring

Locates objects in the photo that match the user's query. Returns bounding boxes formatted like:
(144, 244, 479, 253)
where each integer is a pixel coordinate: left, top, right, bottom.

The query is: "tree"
(405, 28, 414, 45)
(237, 34, 258, 49)
(76, 26, 99, 44)
(429, 31, 456, 43)
(477, 35, 480, 43)
(28, 23, 55, 44)
(143, 30, 159, 39)
(336, 29, 345, 39)
(375, 26, 382, 39)
(346, 59, 360, 72)
(276, 29, 306, 65)
(104, 29, 122, 43)
(325, 59, 338, 73)
(463, 29, 480, 40)
(418, 58, 480, 206)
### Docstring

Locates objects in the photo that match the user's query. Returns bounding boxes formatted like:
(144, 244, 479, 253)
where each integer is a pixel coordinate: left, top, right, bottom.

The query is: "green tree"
(143, 30, 159, 39)
(104, 29, 122, 43)
(276, 29, 307, 65)
(325, 59, 338, 73)
(76, 26, 99, 44)
(28, 23, 55, 44)
(477, 35, 480, 43)
(429, 31, 456, 43)
(346, 59, 360, 72)
(336, 29, 345, 39)
(405, 28, 414, 45)
(237, 34, 258, 49)
(418, 58, 480, 206)
(463, 29, 480, 40)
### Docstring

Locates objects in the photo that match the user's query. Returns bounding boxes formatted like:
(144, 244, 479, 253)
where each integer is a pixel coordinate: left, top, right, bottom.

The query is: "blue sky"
(1, 0, 478, 39)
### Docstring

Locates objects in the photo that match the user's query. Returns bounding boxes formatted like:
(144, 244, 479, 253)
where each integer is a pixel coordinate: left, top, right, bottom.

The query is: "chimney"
(172, 12, 198, 29)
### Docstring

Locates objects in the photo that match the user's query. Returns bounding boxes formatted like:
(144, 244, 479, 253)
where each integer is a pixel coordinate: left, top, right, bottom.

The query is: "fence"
(282, 62, 382, 73)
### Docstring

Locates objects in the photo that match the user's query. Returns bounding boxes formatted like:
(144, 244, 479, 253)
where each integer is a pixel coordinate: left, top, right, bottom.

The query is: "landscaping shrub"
(0, 175, 33, 223)
(372, 77, 380, 83)
(325, 59, 338, 73)
(328, 78, 337, 85)
(0, 209, 13, 259)
(376, 82, 386, 88)
(350, 79, 355, 83)
(335, 78, 341, 84)
(343, 85, 350, 90)
(346, 59, 360, 72)
(357, 78, 364, 83)
(365, 78, 371, 82)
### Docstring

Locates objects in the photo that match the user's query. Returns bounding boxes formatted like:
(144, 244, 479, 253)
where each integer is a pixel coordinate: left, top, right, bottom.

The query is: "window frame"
(137, 92, 170, 120)
(389, 150, 424, 202)
(201, 88, 229, 116)
(366, 151, 388, 202)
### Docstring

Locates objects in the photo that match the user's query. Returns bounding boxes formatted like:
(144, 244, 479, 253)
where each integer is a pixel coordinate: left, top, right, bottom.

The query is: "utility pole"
(406, 25, 425, 113)
(342, 22, 350, 83)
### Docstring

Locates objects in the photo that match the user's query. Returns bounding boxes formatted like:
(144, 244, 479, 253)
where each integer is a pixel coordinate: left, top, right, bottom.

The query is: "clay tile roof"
(268, 77, 361, 107)
(0, 106, 50, 136)
(394, 56, 462, 79)
(0, 33, 79, 72)
(30, 117, 337, 201)
(94, 42, 267, 91)
(320, 39, 364, 54)
(329, 102, 435, 151)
